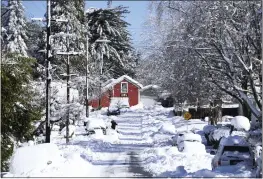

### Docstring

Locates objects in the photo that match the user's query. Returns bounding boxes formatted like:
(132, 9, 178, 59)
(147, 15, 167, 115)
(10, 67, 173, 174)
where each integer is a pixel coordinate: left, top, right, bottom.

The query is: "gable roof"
(102, 75, 143, 92)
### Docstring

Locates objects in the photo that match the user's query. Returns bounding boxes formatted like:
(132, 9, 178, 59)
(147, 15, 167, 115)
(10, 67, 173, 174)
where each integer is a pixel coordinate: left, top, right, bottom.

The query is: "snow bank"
(231, 116, 251, 131)
(10, 143, 62, 175)
(104, 129, 119, 143)
(139, 147, 213, 177)
(86, 119, 106, 130)
(159, 123, 176, 134)
(182, 133, 202, 142)
(180, 142, 206, 154)
(130, 102, 144, 110)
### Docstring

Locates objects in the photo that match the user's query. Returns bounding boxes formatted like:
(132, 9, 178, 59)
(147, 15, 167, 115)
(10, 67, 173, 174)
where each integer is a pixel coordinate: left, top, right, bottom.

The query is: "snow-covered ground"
(4, 104, 257, 177)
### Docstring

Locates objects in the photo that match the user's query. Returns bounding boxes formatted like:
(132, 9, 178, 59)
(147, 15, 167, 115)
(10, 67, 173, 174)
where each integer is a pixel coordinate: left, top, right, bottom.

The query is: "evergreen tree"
(2, 0, 28, 56)
(86, 6, 137, 79)
(50, 0, 85, 76)
(1, 53, 42, 171)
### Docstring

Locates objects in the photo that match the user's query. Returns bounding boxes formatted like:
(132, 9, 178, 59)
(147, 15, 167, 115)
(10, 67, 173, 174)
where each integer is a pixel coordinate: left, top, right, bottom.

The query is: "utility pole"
(32, 1, 78, 143)
(56, 22, 82, 144)
(45, 0, 51, 143)
(86, 35, 89, 118)
(95, 39, 110, 108)
(66, 22, 70, 144)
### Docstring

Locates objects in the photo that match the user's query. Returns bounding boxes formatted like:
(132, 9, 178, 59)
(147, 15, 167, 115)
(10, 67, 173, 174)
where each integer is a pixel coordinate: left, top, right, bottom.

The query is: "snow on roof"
(222, 103, 239, 108)
(102, 75, 143, 93)
(220, 135, 249, 146)
(231, 116, 251, 131)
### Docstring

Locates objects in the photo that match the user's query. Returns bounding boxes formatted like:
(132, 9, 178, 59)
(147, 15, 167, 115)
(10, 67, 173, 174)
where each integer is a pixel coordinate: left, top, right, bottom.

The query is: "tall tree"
(86, 6, 137, 79)
(1, 53, 42, 171)
(2, 0, 28, 56)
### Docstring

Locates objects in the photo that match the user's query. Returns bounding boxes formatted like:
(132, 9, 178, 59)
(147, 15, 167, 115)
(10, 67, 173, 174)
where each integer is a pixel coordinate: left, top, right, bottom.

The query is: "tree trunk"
(242, 102, 251, 120)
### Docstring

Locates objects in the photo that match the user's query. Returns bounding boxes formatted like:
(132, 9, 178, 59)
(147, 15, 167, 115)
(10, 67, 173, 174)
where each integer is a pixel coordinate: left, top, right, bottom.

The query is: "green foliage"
(87, 6, 138, 78)
(1, 53, 42, 171)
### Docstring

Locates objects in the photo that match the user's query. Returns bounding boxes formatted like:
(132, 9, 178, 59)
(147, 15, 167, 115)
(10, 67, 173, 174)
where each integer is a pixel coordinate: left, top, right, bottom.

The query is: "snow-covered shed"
(89, 75, 143, 108)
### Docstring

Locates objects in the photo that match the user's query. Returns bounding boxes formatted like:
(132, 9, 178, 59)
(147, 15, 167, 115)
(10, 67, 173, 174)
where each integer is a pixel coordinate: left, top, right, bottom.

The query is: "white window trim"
(121, 82, 128, 93)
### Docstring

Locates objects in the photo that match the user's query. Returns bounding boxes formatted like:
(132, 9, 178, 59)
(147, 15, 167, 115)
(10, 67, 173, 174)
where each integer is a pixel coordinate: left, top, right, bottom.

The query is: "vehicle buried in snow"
(211, 136, 255, 170)
(85, 119, 106, 135)
(176, 133, 206, 153)
(171, 131, 194, 146)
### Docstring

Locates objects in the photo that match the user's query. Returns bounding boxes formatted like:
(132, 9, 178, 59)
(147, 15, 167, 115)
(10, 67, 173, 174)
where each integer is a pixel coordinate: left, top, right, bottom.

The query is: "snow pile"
(104, 129, 119, 143)
(10, 143, 63, 175)
(86, 118, 106, 130)
(159, 123, 176, 135)
(231, 116, 251, 131)
(181, 133, 202, 142)
(130, 102, 144, 110)
(139, 147, 213, 177)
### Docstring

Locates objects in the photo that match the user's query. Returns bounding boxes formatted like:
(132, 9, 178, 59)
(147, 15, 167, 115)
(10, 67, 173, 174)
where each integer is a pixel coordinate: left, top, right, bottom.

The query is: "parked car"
(255, 145, 262, 178)
(177, 133, 206, 153)
(85, 119, 106, 135)
(107, 106, 121, 116)
(211, 136, 255, 170)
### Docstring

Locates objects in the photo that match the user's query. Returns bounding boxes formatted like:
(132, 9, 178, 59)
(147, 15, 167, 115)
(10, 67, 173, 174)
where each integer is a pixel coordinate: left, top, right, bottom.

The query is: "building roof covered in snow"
(102, 75, 143, 93)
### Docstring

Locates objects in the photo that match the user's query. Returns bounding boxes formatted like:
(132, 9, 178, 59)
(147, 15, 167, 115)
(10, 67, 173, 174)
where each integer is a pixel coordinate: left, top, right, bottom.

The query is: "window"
(121, 82, 128, 93)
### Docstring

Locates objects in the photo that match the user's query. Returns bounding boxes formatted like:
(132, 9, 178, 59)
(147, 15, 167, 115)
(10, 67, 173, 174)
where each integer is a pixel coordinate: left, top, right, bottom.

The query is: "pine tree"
(3, 0, 28, 56)
(86, 6, 137, 79)
(1, 53, 42, 171)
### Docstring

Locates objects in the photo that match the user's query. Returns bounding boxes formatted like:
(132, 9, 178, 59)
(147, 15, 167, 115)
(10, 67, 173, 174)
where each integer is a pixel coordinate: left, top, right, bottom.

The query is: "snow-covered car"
(177, 133, 206, 153)
(255, 145, 262, 178)
(211, 136, 255, 170)
(85, 119, 106, 135)
(107, 106, 121, 116)
(171, 131, 194, 146)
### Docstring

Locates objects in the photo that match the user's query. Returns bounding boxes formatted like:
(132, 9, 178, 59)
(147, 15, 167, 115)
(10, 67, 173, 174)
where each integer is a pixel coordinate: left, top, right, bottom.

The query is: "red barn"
(89, 75, 143, 108)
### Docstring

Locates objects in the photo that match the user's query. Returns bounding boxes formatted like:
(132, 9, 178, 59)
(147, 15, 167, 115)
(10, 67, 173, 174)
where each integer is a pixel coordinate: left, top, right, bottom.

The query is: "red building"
(89, 75, 143, 108)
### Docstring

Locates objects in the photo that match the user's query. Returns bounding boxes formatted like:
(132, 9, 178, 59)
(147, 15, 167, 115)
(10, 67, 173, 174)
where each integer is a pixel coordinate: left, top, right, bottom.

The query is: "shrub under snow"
(231, 116, 251, 131)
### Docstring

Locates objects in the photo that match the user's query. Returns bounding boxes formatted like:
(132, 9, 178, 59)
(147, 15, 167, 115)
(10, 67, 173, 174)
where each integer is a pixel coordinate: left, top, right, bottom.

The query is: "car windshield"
(223, 146, 250, 153)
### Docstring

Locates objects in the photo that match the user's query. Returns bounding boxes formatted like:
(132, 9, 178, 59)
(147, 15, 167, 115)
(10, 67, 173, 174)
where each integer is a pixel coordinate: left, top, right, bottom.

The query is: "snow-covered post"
(86, 35, 89, 118)
(95, 39, 110, 108)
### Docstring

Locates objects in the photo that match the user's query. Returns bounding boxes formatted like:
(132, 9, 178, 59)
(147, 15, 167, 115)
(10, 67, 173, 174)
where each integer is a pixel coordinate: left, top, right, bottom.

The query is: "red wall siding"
(113, 79, 139, 106)
(90, 79, 139, 108)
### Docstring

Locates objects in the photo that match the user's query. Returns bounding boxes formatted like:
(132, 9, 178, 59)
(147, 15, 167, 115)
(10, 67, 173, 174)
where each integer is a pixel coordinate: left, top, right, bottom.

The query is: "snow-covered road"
(61, 108, 155, 177)
(5, 105, 257, 178)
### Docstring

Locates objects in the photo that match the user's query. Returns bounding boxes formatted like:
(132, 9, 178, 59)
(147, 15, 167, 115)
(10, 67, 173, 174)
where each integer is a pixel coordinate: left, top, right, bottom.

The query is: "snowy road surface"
(5, 105, 257, 177)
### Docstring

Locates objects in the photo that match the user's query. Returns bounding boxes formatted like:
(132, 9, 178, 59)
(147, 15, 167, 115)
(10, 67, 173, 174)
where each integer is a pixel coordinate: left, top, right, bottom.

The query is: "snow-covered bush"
(10, 143, 62, 175)
(231, 116, 251, 131)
